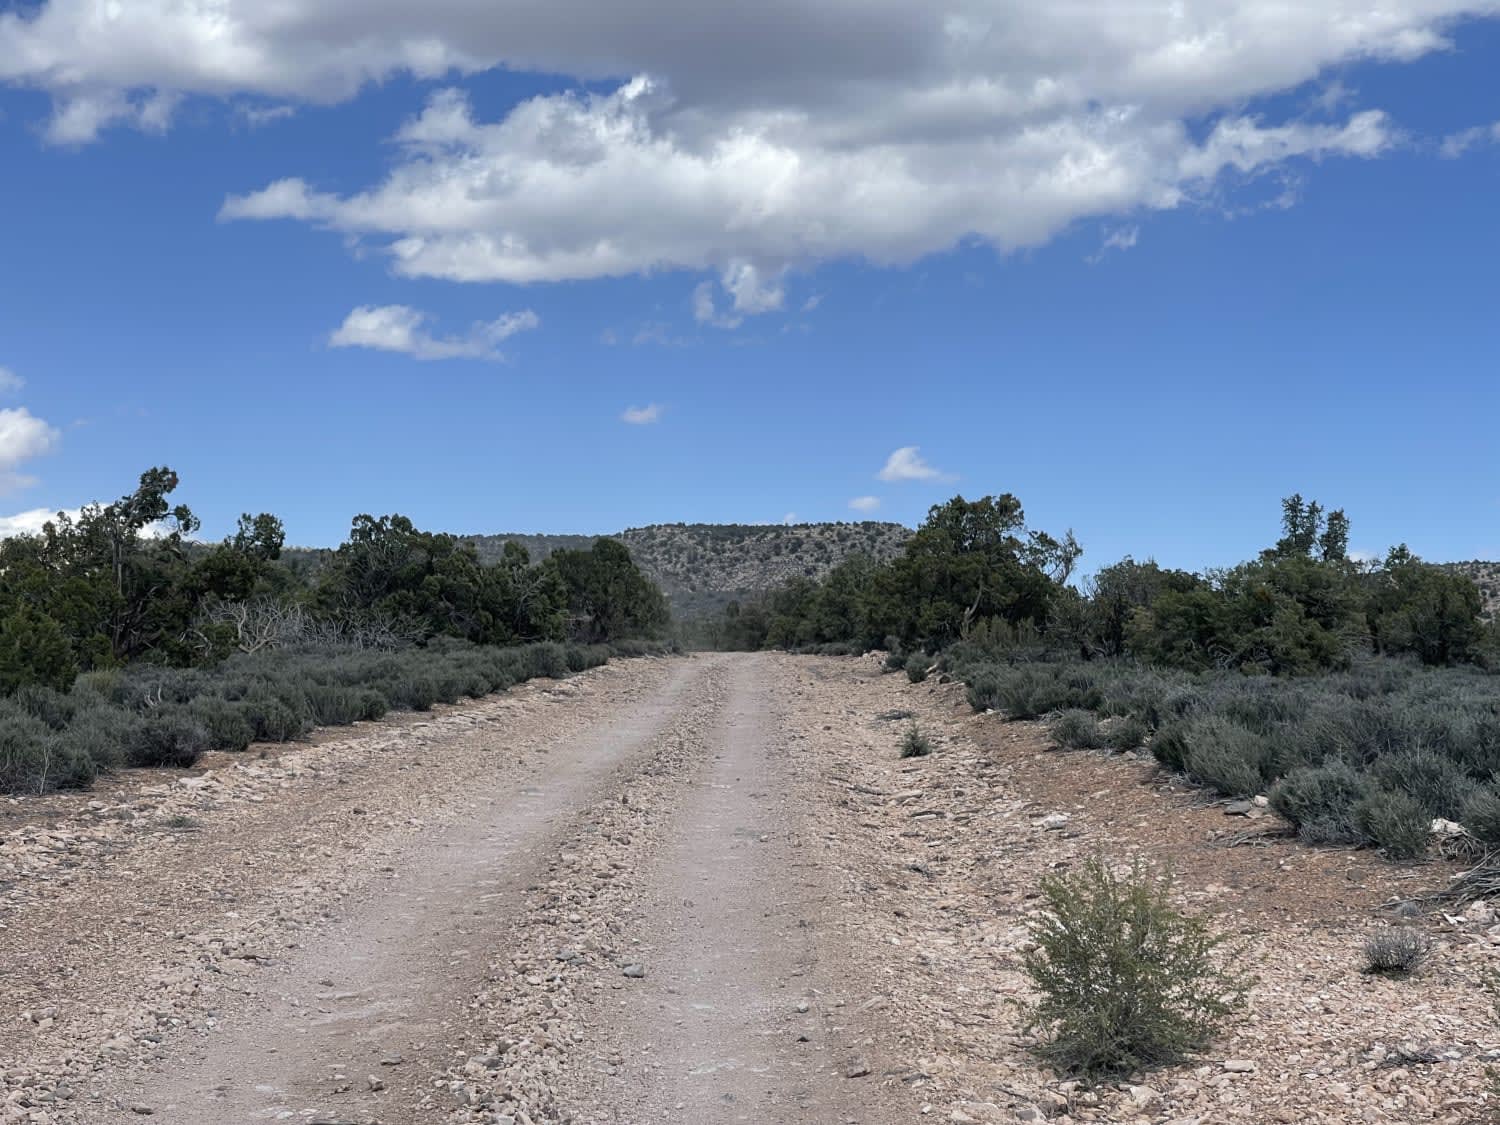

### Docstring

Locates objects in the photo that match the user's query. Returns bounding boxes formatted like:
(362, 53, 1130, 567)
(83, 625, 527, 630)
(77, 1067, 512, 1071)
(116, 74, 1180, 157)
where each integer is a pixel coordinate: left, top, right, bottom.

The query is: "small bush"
(1050, 709, 1104, 750)
(1354, 789, 1430, 860)
(905, 652, 930, 684)
(13, 685, 78, 731)
(1462, 783, 1500, 847)
(1108, 715, 1149, 752)
(1361, 926, 1432, 976)
(884, 649, 907, 673)
(241, 693, 308, 742)
(900, 725, 932, 758)
(1181, 717, 1271, 798)
(1269, 762, 1372, 845)
(1149, 721, 1192, 773)
(966, 669, 1003, 712)
(531, 642, 570, 679)
(129, 707, 210, 768)
(1021, 858, 1251, 1078)
(62, 705, 136, 772)
(304, 684, 364, 726)
(1372, 748, 1472, 822)
(394, 674, 439, 712)
(189, 697, 254, 753)
(0, 710, 61, 793)
(356, 688, 389, 721)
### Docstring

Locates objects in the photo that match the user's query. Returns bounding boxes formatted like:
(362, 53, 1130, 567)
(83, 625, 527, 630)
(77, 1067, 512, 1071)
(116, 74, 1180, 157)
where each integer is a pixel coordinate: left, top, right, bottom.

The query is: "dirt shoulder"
(778, 654, 1497, 1125)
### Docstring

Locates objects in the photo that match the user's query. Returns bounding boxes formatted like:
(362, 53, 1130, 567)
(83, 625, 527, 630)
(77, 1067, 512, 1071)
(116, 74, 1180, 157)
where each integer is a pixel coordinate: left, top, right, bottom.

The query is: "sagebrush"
(1021, 858, 1251, 1078)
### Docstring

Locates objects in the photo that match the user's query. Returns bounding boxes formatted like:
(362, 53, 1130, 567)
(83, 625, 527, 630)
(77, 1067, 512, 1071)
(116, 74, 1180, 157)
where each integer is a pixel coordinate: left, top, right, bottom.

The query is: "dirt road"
(0, 654, 904, 1125)
(1, 652, 1492, 1125)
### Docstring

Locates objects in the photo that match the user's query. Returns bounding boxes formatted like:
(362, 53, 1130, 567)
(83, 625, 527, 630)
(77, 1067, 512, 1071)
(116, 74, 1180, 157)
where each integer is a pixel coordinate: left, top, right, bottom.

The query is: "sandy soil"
(1, 653, 1494, 1125)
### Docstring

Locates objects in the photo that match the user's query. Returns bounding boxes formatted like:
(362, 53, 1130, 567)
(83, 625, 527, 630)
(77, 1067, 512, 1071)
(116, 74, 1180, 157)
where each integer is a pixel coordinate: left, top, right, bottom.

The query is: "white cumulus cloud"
(328, 304, 539, 360)
(621, 403, 663, 424)
(849, 495, 882, 513)
(3, 0, 1487, 302)
(0, 407, 61, 493)
(877, 446, 953, 483)
(0, 505, 79, 538)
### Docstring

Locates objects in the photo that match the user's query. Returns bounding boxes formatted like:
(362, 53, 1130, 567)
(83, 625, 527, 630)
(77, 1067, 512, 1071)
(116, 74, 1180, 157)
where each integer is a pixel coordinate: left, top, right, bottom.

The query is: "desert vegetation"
(1020, 858, 1251, 1078)
(713, 491, 1500, 863)
(0, 468, 671, 794)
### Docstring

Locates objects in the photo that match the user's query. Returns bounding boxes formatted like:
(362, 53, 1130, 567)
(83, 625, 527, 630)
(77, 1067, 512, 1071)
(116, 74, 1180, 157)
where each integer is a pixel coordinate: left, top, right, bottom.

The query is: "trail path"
(0, 654, 903, 1125)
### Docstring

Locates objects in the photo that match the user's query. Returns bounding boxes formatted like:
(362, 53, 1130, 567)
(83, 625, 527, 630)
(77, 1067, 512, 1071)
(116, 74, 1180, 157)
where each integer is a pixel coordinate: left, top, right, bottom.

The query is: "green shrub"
(1108, 716, 1148, 752)
(1181, 717, 1271, 798)
(73, 668, 123, 704)
(1269, 762, 1372, 844)
(899, 725, 932, 758)
(531, 642, 570, 679)
(0, 710, 60, 793)
(1372, 748, 1472, 822)
(241, 694, 308, 741)
(1354, 789, 1430, 860)
(13, 685, 78, 731)
(1021, 858, 1251, 1077)
(1149, 721, 1192, 773)
(356, 688, 389, 721)
(1050, 709, 1104, 750)
(0, 607, 77, 694)
(392, 674, 439, 712)
(884, 649, 907, 673)
(1462, 783, 1500, 847)
(189, 697, 254, 752)
(966, 669, 1003, 711)
(905, 652, 930, 683)
(60, 706, 135, 773)
(304, 684, 363, 726)
(129, 708, 210, 768)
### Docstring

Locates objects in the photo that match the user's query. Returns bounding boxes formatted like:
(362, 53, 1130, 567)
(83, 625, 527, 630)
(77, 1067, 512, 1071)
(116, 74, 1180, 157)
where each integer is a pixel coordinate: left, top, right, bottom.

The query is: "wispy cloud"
(1440, 122, 1500, 158)
(0, 367, 23, 393)
(1088, 225, 1140, 264)
(848, 495, 881, 513)
(239, 103, 296, 128)
(621, 403, 663, 425)
(632, 321, 693, 348)
(877, 445, 954, 483)
(1308, 79, 1357, 115)
(328, 304, 539, 361)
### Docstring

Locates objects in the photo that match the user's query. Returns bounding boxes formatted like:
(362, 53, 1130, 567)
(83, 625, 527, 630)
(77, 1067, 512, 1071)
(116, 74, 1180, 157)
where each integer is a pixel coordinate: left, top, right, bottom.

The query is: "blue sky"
(1, 2, 1498, 574)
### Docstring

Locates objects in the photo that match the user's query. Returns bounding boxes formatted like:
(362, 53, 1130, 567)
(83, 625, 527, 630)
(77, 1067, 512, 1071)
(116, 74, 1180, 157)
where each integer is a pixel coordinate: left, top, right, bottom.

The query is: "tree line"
(708, 492, 1494, 673)
(0, 467, 669, 694)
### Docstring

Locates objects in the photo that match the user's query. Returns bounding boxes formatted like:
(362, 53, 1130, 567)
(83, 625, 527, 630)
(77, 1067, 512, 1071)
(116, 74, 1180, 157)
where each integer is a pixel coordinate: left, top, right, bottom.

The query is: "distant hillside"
(1445, 561, 1500, 620)
(464, 522, 914, 620)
